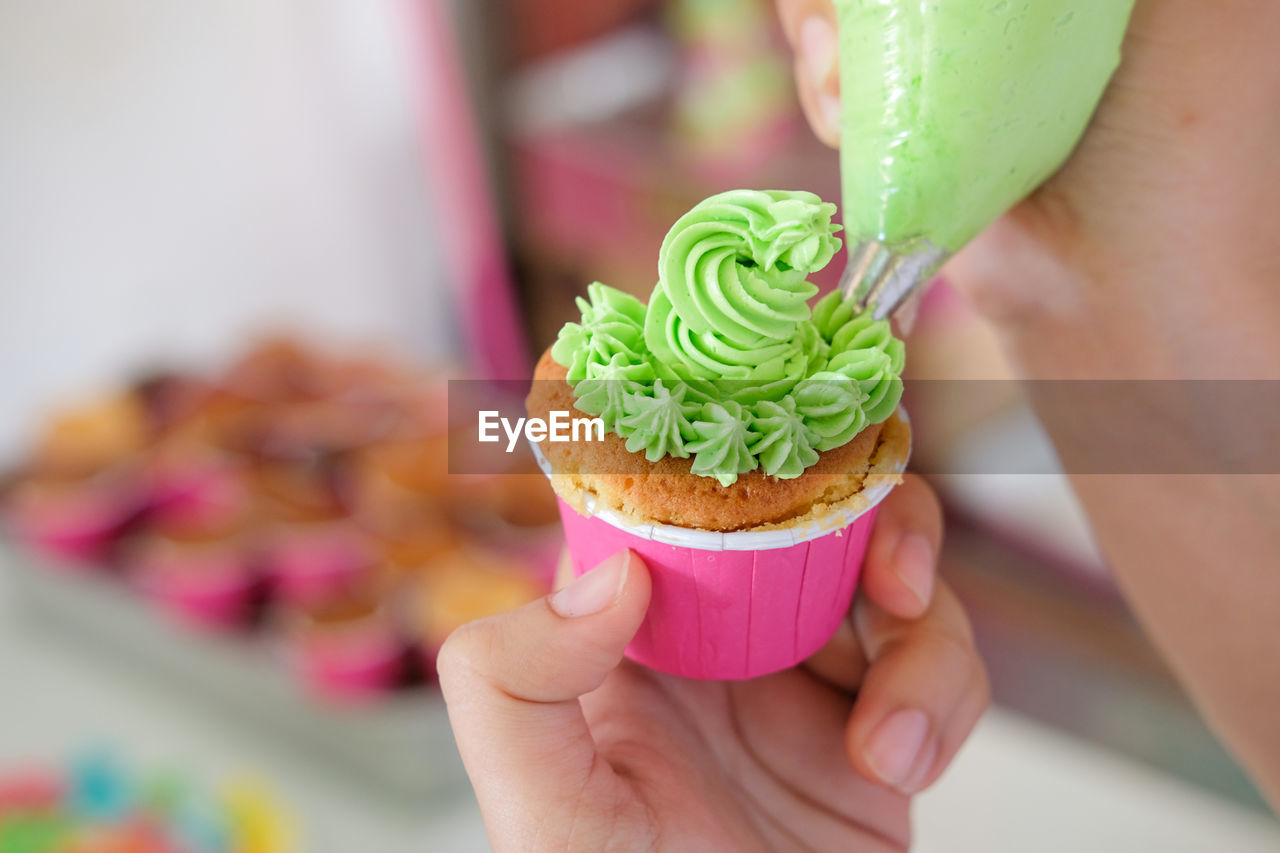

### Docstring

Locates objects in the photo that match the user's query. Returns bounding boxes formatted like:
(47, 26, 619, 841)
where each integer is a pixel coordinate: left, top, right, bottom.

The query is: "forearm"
(993, 255, 1280, 805)
(1069, 473, 1280, 805)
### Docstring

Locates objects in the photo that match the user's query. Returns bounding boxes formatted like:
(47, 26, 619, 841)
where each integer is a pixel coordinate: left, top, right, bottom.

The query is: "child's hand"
(439, 476, 988, 852)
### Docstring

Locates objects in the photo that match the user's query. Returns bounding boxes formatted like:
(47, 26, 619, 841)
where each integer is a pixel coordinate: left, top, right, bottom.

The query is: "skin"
(781, 0, 1280, 808)
(439, 477, 990, 851)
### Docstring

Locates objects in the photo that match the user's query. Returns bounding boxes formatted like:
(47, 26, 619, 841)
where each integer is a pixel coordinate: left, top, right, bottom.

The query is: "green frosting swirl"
(552, 189, 905, 485)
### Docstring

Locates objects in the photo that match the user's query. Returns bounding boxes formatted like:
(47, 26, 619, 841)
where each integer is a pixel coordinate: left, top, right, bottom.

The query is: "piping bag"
(833, 1, 1136, 319)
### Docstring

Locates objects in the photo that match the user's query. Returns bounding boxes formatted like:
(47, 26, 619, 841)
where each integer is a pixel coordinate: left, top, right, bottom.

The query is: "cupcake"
(274, 584, 405, 702)
(4, 468, 146, 567)
(127, 521, 261, 631)
(263, 519, 376, 608)
(26, 392, 150, 481)
(143, 439, 251, 532)
(527, 189, 911, 680)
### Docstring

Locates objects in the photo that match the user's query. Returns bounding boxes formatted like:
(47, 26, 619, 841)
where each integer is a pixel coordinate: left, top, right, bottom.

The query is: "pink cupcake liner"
(145, 458, 249, 531)
(6, 483, 142, 566)
(132, 548, 258, 630)
(536, 436, 907, 681)
(289, 631, 404, 701)
(265, 523, 374, 607)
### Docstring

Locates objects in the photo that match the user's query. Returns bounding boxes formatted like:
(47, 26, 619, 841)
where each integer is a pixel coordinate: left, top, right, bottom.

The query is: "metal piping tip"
(838, 239, 951, 321)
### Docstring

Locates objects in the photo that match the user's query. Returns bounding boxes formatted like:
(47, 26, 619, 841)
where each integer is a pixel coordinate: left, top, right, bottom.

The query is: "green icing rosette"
(551, 282, 648, 385)
(793, 372, 869, 453)
(572, 354, 655, 436)
(747, 397, 820, 479)
(551, 189, 905, 485)
(818, 294, 906, 425)
(687, 401, 760, 486)
(619, 379, 699, 462)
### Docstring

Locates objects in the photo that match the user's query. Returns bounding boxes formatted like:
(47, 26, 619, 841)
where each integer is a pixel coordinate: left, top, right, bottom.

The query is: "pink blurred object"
(294, 632, 403, 701)
(6, 478, 142, 565)
(131, 539, 259, 630)
(557, 499, 884, 681)
(145, 452, 249, 531)
(280, 602, 403, 701)
(0, 767, 64, 811)
(410, 0, 529, 380)
(265, 521, 374, 607)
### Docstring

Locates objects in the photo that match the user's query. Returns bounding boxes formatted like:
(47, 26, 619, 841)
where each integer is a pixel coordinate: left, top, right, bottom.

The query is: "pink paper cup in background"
(535, 428, 908, 682)
(144, 451, 249, 531)
(276, 602, 405, 702)
(265, 521, 375, 607)
(290, 630, 404, 702)
(4, 478, 144, 567)
(130, 540, 260, 630)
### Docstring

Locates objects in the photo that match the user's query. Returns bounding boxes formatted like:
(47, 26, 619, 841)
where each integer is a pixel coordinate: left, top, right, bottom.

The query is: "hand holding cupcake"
(438, 477, 988, 850)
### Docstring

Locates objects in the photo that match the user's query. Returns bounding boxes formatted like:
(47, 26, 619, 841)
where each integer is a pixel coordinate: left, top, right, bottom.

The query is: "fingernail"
(549, 550, 629, 618)
(800, 17, 837, 86)
(818, 93, 842, 137)
(892, 533, 935, 609)
(900, 739, 940, 794)
(865, 709, 929, 788)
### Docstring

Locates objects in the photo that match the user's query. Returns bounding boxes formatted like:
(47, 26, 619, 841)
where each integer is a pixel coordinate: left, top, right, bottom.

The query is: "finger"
(553, 547, 572, 590)
(803, 615, 868, 694)
(804, 475, 943, 689)
(845, 582, 989, 794)
(860, 474, 944, 620)
(777, 0, 841, 146)
(906, 672, 990, 793)
(437, 550, 651, 844)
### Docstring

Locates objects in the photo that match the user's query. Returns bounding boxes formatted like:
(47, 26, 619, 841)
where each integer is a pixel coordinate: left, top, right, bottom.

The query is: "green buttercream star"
(747, 397, 819, 479)
(810, 290, 856, 343)
(687, 401, 760, 486)
(823, 347, 903, 425)
(794, 373, 869, 452)
(619, 380, 699, 461)
(574, 354, 655, 435)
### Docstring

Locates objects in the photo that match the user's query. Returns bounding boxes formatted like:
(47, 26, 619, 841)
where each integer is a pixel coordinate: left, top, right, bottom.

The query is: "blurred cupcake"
(254, 398, 398, 463)
(409, 547, 547, 680)
(348, 432, 452, 513)
(27, 392, 150, 480)
(362, 509, 458, 582)
(275, 584, 404, 702)
(449, 471, 562, 588)
(250, 459, 346, 524)
(219, 337, 327, 403)
(4, 468, 146, 567)
(127, 522, 261, 631)
(129, 370, 215, 437)
(263, 519, 377, 608)
(144, 440, 251, 532)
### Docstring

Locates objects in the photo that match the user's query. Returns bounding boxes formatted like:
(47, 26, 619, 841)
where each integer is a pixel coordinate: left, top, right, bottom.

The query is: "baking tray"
(1, 544, 470, 804)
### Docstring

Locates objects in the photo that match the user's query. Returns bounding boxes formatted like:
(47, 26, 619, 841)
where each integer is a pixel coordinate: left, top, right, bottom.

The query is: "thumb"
(437, 549, 651, 846)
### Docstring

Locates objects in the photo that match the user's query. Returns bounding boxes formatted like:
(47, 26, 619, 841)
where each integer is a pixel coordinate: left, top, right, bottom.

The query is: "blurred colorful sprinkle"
(0, 755, 293, 853)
